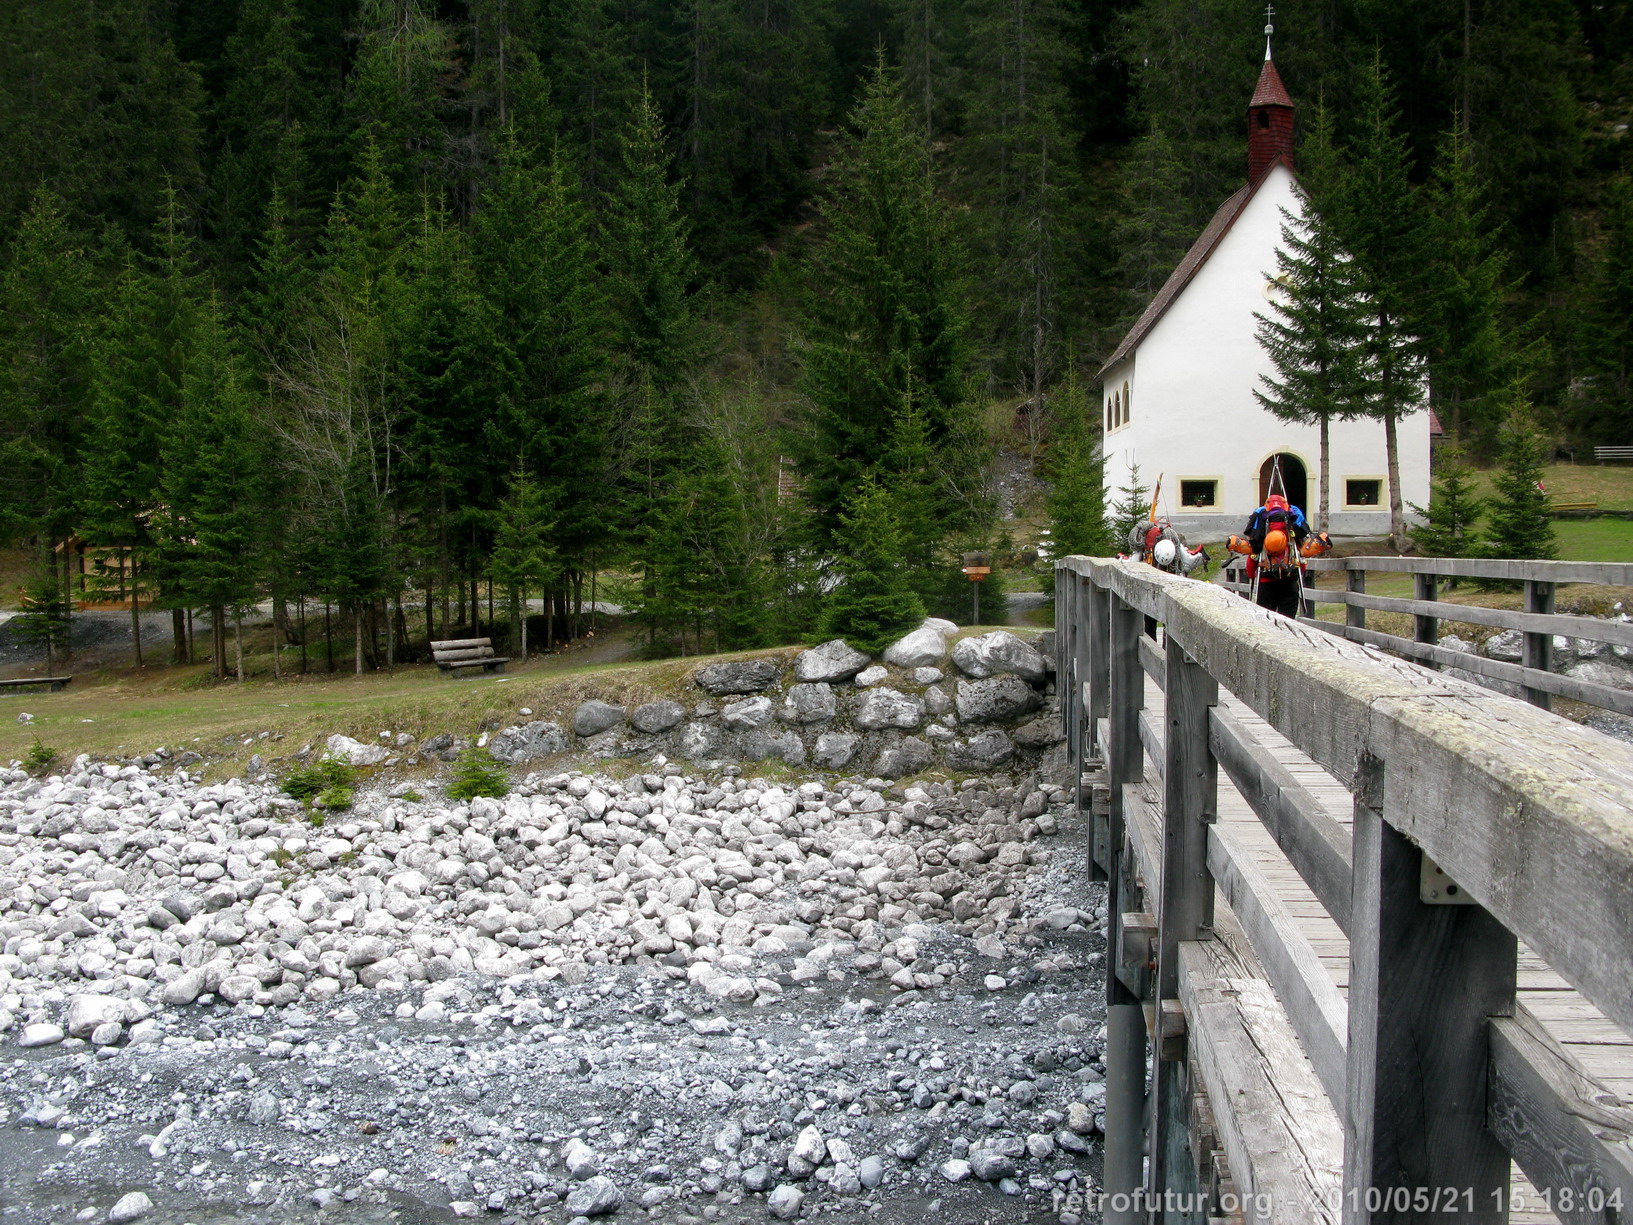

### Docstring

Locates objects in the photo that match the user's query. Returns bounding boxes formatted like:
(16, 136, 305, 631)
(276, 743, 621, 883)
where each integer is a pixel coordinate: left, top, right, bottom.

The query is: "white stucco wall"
(1101, 163, 1431, 541)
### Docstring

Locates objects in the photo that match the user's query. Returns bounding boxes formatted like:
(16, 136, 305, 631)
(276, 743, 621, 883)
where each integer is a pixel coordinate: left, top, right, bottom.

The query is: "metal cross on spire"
(1264, 2, 1276, 60)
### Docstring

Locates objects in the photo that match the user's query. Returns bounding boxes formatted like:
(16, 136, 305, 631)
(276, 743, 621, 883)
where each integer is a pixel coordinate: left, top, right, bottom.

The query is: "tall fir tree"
(795, 55, 972, 546)
(1578, 176, 1633, 443)
(154, 294, 264, 681)
(959, 0, 1084, 402)
(1418, 118, 1529, 456)
(0, 187, 97, 546)
(1113, 122, 1192, 314)
(491, 472, 557, 658)
(1045, 364, 1112, 559)
(1333, 54, 1428, 552)
(1253, 105, 1368, 531)
(820, 477, 927, 655)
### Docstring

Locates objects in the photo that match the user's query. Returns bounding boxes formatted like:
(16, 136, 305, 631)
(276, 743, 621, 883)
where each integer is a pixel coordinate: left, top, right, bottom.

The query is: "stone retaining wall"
(472, 622, 1063, 781)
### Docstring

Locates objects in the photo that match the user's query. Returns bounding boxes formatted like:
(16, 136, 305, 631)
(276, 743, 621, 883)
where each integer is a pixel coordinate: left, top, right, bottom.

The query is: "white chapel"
(1097, 36, 1431, 538)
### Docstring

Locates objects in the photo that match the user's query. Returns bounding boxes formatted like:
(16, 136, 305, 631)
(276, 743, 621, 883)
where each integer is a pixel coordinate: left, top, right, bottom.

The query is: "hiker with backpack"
(1226, 493, 1332, 617)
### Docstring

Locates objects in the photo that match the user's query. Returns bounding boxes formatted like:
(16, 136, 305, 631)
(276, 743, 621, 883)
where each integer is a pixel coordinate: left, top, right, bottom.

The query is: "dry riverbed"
(0, 750, 1107, 1225)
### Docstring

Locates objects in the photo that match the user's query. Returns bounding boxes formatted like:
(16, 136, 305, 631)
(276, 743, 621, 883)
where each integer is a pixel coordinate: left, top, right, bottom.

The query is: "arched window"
(1123, 381, 1132, 425)
(1105, 395, 1113, 432)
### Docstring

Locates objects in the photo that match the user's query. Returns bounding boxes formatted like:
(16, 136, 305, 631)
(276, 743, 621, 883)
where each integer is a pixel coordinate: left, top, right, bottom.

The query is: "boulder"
(884, 624, 952, 668)
(813, 733, 860, 770)
(324, 734, 390, 767)
(955, 676, 1042, 723)
(562, 1176, 622, 1217)
(572, 700, 625, 737)
(721, 696, 775, 730)
(922, 685, 953, 716)
(487, 721, 568, 764)
(794, 639, 872, 683)
(873, 737, 933, 779)
(951, 630, 1049, 683)
(854, 665, 890, 687)
(65, 994, 125, 1038)
(780, 683, 837, 725)
(1012, 717, 1063, 749)
(693, 659, 779, 695)
(740, 729, 806, 766)
(1566, 660, 1633, 692)
(854, 688, 924, 731)
(945, 730, 1015, 772)
(677, 721, 726, 760)
(630, 700, 685, 734)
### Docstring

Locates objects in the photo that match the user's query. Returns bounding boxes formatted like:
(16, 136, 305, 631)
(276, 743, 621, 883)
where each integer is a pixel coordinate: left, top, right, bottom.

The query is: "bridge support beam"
(1343, 755, 1517, 1224)
(1105, 1002, 1148, 1225)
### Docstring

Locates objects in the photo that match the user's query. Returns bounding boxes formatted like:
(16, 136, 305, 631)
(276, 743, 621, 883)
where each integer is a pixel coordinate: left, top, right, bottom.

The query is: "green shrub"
(446, 748, 509, 801)
(314, 785, 355, 812)
(22, 738, 57, 776)
(283, 755, 357, 803)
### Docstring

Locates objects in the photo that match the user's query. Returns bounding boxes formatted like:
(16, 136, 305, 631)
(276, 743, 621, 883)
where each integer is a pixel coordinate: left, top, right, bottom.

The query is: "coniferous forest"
(0, 0, 1630, 673)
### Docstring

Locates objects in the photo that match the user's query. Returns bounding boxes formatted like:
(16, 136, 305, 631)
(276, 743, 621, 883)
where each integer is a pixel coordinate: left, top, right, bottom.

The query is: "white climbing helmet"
(1153, 538, 1178, 568)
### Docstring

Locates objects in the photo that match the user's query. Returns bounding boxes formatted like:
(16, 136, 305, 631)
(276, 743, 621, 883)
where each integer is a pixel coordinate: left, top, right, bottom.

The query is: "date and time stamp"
(1052, 1185, 1626, 1219)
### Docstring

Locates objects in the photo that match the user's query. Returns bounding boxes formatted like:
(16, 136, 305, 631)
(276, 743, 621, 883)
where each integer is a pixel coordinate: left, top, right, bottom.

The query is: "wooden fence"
(1218, 556, 1633, 716)
(1056, 555, 1633, 1224)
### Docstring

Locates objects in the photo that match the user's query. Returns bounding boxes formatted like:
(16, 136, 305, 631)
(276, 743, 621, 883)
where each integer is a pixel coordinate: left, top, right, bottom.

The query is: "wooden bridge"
(1054, 557, 1633, 1224)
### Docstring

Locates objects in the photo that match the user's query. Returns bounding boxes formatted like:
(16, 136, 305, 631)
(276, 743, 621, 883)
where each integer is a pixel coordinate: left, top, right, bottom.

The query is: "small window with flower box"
(1345, 478, 1382, 507)
(1179, 479, 1218, 508)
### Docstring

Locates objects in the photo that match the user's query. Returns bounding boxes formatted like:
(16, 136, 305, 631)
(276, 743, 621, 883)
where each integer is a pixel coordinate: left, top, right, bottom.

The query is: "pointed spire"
(1247, 14, 1295, 183)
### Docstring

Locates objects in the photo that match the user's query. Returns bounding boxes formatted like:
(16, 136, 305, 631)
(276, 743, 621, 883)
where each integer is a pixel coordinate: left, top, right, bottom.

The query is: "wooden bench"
(1593, 445, 1633, 462)
(430, 638, 509, 676)
(0, 676, 73, 693)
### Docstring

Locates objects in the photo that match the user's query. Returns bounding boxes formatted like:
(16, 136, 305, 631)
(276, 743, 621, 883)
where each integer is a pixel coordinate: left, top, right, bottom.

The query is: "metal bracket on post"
(1420, 853, 1477, 905)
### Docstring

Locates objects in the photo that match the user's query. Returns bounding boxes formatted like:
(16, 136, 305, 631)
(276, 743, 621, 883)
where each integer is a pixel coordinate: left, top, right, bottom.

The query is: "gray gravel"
(0, 748, 1108, 1223)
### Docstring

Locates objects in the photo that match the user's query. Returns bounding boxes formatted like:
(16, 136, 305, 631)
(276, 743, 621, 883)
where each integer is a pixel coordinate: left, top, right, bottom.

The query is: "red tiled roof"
(1250, 58, 1293, 108)
(1098, 171, 1286, 377)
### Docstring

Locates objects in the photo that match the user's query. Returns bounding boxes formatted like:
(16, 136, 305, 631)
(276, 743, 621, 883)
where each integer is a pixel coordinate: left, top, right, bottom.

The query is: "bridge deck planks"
(1129, 673, 1633, 1225)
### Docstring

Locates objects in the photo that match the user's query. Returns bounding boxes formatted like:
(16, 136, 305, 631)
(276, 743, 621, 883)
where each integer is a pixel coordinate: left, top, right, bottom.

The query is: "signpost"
(961, 552, 991, 625)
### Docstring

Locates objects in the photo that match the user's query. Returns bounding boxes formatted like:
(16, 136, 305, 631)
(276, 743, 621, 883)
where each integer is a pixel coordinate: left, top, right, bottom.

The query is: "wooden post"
(1414, 572, 1439, 670)
(1088, 582, 1111, 750)
(1106, 590, 1144, 1012)
(1523, 580, 1555, 711)
(1343, 755, 1517, 1224)
(1151, 633, 1218, 1203)
(1347, 566, 1367, 632)
(1085, 578, 1112, 883)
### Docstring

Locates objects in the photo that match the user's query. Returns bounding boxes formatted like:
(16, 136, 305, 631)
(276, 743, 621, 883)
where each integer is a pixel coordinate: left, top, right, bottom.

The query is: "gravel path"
(0, 750, 1108, 1224)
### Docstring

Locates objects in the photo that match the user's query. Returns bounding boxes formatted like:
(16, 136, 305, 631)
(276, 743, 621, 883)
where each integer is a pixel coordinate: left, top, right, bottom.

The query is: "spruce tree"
(1253, 105, 1368, 532)
(491, 474, 557, 659)
(0, 187, 96, 547)
(1106, 463, 1152, 551)
(1114, 122, 1193, 310)
(1419, 120, 1530, 456)
(1045, 365, 1113, 558)
(1580, 176, 1633, 443)
(1332, 54, 1428, 552)
(795, 55, 972, 546)
(1408, 444, 1484, 565)
(1483, 387, 1557, 562)
(155, 295, 263, 681)
(820, 477, 927, 656)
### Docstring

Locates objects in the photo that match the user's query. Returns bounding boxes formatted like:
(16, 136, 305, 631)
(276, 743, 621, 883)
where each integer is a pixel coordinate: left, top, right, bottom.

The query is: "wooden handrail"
(1057, 553, 1633, 1225)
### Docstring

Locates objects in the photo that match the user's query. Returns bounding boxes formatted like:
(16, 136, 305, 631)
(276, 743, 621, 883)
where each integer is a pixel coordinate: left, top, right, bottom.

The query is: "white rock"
(324, 734, 390, 766)
(17, 1022, 64, 1048)
(65, 994, 125, 1038)
(107, 1192, 152, 1223)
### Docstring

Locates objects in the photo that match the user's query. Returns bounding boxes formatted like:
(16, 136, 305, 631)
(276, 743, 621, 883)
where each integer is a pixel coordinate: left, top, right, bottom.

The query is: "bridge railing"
(1056, 555, 1633, 1225)
(1220, 555, 1633, 716)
